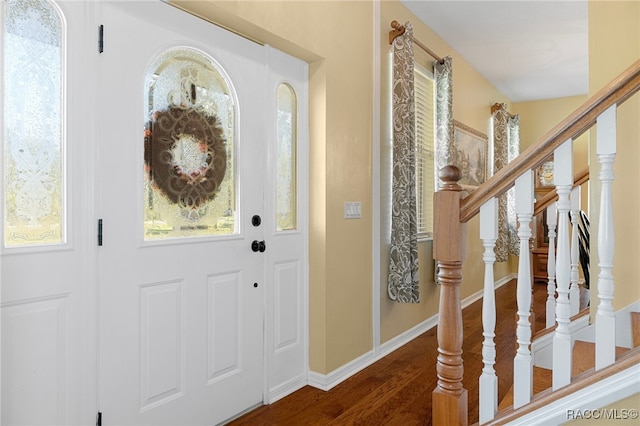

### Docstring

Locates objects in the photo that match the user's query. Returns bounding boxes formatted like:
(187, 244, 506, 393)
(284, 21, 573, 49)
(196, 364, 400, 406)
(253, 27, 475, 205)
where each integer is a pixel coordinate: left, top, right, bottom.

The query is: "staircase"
(494, 309, 640, 423)
(431, 59, 640, 425)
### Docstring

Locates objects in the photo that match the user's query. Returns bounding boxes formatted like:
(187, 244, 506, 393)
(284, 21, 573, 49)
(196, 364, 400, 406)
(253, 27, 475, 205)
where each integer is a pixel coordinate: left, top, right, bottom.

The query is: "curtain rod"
(491, 102, 517, 117)
(389, 20, 444, 64)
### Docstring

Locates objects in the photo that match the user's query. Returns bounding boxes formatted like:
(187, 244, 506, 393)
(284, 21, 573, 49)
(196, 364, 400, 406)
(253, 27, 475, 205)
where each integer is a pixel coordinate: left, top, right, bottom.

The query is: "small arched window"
(276, 83, 297, 231)
(3, 0, 65, 246)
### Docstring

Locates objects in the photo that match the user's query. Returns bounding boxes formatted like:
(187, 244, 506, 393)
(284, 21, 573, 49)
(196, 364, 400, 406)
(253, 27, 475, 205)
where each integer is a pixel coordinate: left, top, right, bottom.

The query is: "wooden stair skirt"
(496, 311, 640, 416)
(631, 312, 640, 348)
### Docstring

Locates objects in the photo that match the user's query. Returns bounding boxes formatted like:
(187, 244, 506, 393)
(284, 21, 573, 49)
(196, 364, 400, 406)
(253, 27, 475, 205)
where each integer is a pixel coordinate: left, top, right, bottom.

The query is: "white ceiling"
(401, 0, 589, 103)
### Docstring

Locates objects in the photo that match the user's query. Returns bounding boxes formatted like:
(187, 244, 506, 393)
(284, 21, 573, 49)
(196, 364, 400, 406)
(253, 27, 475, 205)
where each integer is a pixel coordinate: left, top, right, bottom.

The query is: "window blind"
(414, 66, 435, 237)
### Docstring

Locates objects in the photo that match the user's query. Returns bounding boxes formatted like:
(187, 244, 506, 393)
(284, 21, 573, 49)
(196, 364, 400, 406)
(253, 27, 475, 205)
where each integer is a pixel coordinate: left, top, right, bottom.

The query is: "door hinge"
(98, 219, 103, 246)
(96, 412, 102, 426)
(98, 24, 104, 53)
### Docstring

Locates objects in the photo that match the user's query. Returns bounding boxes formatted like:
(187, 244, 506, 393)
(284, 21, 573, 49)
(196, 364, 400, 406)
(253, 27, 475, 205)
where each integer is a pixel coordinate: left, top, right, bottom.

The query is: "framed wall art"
(452, 120, 488, 190)
(535, 157, 555, 188)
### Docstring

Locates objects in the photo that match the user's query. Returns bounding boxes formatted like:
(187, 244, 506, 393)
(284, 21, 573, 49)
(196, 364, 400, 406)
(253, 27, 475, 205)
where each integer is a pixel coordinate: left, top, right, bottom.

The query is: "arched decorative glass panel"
(144, 48, 236, 240)
(3, 0, 64, 247)
(276, 83, 297, 231)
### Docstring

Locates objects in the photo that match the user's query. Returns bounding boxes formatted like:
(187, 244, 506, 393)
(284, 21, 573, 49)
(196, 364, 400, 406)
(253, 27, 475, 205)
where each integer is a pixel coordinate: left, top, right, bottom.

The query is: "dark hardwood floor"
(228, 279, 549, 425)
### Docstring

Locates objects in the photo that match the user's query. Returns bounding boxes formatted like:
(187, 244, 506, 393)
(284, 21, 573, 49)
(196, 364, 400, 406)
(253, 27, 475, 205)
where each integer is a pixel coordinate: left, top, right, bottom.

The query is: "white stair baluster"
(513, 170, 533, 409)
(546, 203, 558, 328)
(570, 186, 581, 316)
(479, 198, 499, 423)
(596, 105, 617, 370)
(553, 139, 573, 389)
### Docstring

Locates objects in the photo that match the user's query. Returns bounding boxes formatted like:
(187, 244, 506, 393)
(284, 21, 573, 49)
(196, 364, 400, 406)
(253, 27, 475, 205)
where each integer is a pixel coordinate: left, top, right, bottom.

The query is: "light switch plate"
(344, 202, 361, 219)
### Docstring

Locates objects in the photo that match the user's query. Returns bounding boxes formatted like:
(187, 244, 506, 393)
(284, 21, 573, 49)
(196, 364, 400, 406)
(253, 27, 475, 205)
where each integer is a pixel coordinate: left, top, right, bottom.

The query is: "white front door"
(97, 1, 307, 425)
(2, 1, 307, 424)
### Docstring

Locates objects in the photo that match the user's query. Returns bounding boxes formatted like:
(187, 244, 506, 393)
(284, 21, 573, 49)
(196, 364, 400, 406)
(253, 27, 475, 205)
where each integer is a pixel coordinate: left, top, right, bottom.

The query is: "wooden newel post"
(432, 165, 468, 426)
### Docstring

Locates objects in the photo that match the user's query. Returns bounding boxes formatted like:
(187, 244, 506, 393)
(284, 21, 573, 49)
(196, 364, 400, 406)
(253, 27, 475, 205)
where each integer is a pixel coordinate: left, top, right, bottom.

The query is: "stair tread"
(572, 340, 630, 376)
(498, 341, 629, 411)
(497, 366, 551, 410)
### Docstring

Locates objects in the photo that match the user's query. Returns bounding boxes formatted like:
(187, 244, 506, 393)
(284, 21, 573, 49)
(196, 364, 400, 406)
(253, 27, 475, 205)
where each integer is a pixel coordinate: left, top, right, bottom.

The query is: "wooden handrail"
(534, 167, 590, 216)
(460, 59, 640, 223)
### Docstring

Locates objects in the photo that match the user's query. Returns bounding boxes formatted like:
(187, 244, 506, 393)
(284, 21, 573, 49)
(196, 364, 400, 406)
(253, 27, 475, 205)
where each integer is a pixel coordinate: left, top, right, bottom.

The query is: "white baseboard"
(306, 313, 440, 392)
(267, 375, 308, 404)
(307, 273, 517, 393)
(307, 349, 376, 391)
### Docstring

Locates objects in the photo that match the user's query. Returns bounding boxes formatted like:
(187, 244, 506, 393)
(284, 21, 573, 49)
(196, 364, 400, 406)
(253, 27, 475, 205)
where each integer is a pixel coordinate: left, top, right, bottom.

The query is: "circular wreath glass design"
(144, 107, 227, 209)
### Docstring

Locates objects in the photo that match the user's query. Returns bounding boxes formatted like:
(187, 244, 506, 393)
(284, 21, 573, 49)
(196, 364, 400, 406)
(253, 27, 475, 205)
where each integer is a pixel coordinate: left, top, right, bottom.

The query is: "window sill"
(417, 234, 433, 243)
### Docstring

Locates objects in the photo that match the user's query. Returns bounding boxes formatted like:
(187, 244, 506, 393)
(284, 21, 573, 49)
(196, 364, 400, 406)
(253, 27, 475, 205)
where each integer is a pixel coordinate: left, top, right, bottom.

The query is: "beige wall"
(513, 95, 588, 166)
(513, 96, 589, 212)
(588, 0, 640, 314)
(379, 0, 515, 342)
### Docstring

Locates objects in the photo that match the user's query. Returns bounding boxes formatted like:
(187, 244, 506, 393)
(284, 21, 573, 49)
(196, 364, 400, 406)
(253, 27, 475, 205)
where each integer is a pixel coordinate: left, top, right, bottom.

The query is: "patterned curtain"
(435, 56, 453, 173)
(388, 22, 419, 303)
(493, 103, 520, 261)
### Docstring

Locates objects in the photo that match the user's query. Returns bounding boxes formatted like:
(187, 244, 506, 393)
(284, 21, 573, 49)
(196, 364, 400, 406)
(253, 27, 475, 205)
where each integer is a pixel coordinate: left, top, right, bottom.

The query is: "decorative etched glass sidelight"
(3, 0, 64, 246)
(276, 84, 297, 231)
(144, 48, 235, 240)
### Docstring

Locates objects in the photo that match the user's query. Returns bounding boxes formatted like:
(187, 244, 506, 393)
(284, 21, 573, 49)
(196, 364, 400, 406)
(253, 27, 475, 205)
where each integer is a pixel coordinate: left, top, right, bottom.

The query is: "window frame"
(275, 82, 298, 232)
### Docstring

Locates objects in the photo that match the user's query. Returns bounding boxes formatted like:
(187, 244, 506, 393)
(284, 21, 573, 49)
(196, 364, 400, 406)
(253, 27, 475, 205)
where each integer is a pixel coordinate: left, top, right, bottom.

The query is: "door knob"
(251, 240, 266, 252)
